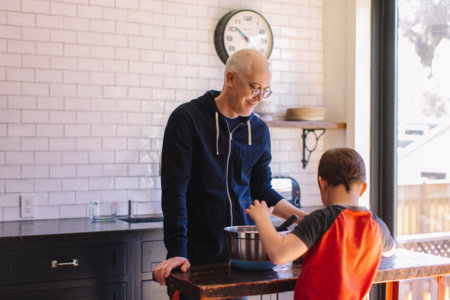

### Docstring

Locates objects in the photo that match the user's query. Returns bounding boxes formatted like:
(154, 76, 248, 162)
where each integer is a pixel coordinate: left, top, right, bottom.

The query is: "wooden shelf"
(265, 120, 346, 169)
(265, 120, 346, 129)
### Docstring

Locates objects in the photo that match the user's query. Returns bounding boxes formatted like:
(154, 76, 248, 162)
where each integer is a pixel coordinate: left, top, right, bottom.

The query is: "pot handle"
(276, 215, 298, 232)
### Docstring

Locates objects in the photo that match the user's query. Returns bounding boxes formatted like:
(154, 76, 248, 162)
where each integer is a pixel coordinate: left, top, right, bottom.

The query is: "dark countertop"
(0, 215, 164, 239)
(0, 206, 322, 239)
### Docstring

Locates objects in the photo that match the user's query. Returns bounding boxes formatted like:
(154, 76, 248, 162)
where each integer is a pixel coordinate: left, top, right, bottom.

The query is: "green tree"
(399, 0, 449, 78)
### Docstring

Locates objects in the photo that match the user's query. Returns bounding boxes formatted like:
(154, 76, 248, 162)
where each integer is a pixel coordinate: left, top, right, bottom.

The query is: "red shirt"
(291, 205, 394, 300)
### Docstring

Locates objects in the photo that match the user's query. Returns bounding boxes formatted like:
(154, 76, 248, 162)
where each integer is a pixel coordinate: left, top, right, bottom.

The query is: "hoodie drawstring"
(247, 120, 252, 146)
(215, 112, 219, 155)
(215, 112, 252, 155)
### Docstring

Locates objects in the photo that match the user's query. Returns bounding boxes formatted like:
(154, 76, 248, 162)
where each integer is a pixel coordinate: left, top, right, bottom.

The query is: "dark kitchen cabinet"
(0, 243, 126, 285)
(0, 231, 132, 299)
(0, 218, 168, 300)
(134, 230, 169, 300)
(0, 284, 126, 300)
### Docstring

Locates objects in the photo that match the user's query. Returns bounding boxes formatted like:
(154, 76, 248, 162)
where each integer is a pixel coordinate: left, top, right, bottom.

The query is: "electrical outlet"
(20, 194, 35, 218)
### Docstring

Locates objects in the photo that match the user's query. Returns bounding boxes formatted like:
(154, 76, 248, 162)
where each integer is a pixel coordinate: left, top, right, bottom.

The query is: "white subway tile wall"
(0, 0, 324, 221)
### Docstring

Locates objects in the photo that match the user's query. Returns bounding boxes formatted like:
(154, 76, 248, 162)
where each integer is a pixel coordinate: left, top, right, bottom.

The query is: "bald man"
(154, 49, 306, 298)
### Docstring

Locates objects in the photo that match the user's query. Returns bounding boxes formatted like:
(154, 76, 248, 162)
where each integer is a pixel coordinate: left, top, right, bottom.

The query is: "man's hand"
(153, 257, 191, 286)
(272, 199, 307, 223)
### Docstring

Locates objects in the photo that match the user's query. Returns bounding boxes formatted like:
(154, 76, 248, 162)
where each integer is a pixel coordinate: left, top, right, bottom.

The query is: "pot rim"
(224, 225, 289, 239)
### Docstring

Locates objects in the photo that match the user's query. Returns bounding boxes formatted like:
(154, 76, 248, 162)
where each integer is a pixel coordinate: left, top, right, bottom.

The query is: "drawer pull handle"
(51, 258, 79, 269)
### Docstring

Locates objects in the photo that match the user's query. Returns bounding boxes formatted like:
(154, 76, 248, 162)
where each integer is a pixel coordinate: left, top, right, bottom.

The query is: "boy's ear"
(360, 182, 368, 196)
(318, 176, 327, 191)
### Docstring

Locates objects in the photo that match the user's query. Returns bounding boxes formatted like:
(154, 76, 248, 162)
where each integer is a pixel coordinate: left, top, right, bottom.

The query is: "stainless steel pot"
(224, 225, 290, 270)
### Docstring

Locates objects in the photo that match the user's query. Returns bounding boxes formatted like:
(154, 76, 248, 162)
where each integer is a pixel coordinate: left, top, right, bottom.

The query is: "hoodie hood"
(201, 90, 255, 122)
(202, 90, 254, 155)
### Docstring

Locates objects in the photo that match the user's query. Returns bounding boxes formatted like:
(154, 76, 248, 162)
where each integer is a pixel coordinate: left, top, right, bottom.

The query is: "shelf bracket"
(302, 128, 326, 169)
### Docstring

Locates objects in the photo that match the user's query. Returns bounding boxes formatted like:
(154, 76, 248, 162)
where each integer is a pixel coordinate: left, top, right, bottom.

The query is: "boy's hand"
(245, 200, 274, 222)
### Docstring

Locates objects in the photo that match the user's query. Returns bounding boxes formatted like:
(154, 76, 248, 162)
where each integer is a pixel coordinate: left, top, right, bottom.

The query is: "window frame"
(370, 1, 397, 298)
(370, 0, 397, 237)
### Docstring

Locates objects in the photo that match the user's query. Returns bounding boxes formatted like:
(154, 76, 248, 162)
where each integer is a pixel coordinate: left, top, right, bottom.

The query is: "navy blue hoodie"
(161, 90, 283, 266)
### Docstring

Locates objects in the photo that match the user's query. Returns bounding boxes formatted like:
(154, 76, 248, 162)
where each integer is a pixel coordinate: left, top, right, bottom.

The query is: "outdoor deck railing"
(396, 232, 449, 300)
(397, 183, 450, 236)
(396, 182, 449, 300)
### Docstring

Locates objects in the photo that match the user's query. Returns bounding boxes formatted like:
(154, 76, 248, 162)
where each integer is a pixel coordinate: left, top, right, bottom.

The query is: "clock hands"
(232, 26, 256, 49)
(233, 26, 249, 43)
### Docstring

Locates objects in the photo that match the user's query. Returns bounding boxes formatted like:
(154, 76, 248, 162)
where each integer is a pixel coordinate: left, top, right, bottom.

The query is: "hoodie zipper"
(225, 121, 243, 226)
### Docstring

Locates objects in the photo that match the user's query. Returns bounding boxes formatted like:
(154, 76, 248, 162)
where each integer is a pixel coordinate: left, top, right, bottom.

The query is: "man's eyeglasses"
(250, 87, 272, 99)
(234, 72, 273, 99)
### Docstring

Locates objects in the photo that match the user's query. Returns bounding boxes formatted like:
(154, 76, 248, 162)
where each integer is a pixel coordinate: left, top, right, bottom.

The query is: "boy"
(246, 147, 396, 300)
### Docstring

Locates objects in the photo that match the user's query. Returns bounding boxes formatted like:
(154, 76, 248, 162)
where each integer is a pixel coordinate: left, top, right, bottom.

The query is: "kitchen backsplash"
(0, 0, 325, 221)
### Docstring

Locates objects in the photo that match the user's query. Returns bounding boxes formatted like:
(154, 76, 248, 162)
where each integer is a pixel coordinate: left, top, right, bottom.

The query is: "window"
(372, 0, 449, 298)
(397, 0, 449, 243)
(396, 1, 449, 298)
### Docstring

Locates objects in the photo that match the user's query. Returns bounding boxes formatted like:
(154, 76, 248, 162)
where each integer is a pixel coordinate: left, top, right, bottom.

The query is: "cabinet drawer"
(2, 283, 126, 300)
(142, 280, 168, 300)
(142, 241, 166, 273)
(0, 243, 126, 285)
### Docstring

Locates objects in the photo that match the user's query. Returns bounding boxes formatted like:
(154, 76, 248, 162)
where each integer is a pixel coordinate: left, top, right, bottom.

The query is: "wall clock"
(214, 9, 273, 64)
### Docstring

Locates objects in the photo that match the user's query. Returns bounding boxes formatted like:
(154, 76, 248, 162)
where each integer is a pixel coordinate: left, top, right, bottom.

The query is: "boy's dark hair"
(318, 147, 366, 192)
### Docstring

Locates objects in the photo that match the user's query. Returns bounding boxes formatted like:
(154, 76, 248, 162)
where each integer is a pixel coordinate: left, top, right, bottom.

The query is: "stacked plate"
(286, 107, 325, 121)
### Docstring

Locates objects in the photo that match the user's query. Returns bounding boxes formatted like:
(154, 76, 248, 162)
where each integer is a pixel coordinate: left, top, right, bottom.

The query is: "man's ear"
(226, 71, 235, 87)
(360, 182, 368, 196)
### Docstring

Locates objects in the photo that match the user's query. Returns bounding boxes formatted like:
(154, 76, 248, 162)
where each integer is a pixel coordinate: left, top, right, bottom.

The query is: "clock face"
(214, 10, 273, 64)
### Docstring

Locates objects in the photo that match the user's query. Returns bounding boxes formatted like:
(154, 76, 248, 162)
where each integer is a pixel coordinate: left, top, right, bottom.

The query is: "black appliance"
(271, 176, 301, 208)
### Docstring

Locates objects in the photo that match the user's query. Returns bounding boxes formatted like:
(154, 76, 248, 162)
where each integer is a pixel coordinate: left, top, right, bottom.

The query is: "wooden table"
(167, 249, 450, 300)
